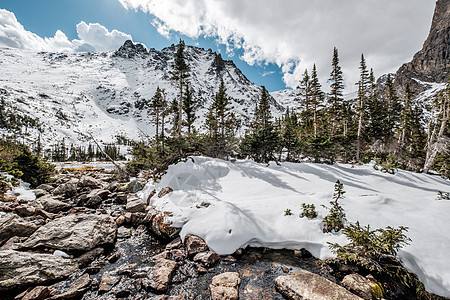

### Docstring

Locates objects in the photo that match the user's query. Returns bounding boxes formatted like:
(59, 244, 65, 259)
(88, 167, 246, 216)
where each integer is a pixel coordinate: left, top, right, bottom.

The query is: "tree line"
(128, 41, 449, 178)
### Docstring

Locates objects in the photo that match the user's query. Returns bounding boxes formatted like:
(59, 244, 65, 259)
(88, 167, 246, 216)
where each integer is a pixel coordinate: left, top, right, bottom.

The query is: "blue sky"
(0, 0, 285, 91)
(0, 0, 435, 93)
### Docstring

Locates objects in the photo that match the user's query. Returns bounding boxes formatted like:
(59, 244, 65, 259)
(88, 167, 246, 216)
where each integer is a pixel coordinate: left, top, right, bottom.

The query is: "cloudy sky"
(0, 0, 436, 92)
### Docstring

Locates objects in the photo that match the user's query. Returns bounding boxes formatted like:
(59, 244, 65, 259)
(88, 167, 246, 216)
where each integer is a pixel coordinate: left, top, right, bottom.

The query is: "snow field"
(139, 156, 450, 297)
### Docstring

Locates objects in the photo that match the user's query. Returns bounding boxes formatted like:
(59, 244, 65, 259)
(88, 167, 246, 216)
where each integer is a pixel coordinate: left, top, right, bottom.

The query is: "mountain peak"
(114, 40, 148, 58)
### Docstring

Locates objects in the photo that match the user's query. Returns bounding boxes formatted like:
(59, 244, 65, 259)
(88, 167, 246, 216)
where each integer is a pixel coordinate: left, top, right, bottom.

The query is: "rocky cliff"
(395, 0, 450, 92)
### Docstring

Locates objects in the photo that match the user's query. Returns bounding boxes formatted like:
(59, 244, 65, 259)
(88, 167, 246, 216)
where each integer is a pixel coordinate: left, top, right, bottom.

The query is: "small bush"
(322, 180, 346, 233)
(284, 209, 293, 216)
(300, 203, 317, 219)
(437, 191, 450, 200)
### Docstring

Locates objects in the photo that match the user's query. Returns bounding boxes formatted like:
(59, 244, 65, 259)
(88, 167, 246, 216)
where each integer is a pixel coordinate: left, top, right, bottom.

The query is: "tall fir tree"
(182, 84, 196, 134)
(169, 40, 190, 136)
(355, 54, 370, 161)
(328, 47, 345, 135)
(310, 64, 324, 137)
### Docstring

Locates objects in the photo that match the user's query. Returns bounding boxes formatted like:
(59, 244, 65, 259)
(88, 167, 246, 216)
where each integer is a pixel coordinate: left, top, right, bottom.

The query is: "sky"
(0, 0, 436, 92)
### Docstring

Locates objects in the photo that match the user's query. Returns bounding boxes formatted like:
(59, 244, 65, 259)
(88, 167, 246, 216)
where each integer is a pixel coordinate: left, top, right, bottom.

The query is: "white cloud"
(0, 9, 132, 53)
(118, 0, 435, 91)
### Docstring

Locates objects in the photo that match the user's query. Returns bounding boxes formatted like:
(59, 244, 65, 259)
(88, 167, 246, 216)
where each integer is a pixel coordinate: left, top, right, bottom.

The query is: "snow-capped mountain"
(0, 40, 284, 150)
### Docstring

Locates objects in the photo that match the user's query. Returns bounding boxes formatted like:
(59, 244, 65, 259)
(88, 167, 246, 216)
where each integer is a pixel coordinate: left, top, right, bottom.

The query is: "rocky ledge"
(0, 167, 437, 299)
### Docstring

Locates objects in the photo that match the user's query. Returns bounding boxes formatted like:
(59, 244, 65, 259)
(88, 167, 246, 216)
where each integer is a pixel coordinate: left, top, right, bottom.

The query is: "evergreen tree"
(254, 86, 272, 130)
(355, 54, 370, 161)
(399, 83, 414, 148)
(384, 74, 401, 141)
(310, 64, 324, 137)
(182, 84, 196, 134)
(297, 69, 313, 135)
(149, 87, 165, 139)
(281, 108, 299, 161)
(328, 47, 345, 134)
(169, 40, 190, 136)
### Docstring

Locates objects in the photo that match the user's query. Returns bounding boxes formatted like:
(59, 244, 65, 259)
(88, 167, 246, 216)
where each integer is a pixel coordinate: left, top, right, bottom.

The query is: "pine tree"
(254, 86, 272, 130)
(328, 47, 345, 134)
(169, 40, 190, 136)
(399, 83, 414, 148)
(281, 108, 299, 161)
(182, 84, 196, 134)
(384, 74, 401, 142)
(355, 54, 370, 161)
(297, 69, 313, 136)
(149, 87, 165, 140)
(310, 64, 324, 137)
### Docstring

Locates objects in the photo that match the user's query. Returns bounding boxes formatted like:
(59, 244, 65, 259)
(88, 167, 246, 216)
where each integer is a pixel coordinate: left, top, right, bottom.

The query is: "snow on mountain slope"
(140, 157, 450, 297)
(0, 41, 284, 149)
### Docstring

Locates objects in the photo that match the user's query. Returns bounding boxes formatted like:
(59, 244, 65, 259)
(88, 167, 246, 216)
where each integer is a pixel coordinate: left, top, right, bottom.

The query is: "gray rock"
(184, 234, 209, 256)
(76, 247, 104, 268)
(85, 189, 110, 207)
(33, 189, 48, 198)
(210, 272, 241, 300)
(36, 184, 54, 192)
(115, 192, 127, 204)
(37, 195, 71, 213)
(193, 251, 220, 267)
(147, 258, 178, 292)
(0, 236, 20, 250)
(21, 213, 117, 252)
(126, 194, 146, 213)
(20, 285, 53, 300)
(0, 213, 42, 240)
(98, 275, 121, 293)
(52, 182, 77, 197)
(78, 176, 103, 189)
(0, 250, 77, 291)
(275, 270, 363, 300)
(127, 178, 147, 193)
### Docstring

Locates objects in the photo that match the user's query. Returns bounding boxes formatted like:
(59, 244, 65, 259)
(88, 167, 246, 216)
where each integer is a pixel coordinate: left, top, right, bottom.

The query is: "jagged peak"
(114, 40, 148, 58)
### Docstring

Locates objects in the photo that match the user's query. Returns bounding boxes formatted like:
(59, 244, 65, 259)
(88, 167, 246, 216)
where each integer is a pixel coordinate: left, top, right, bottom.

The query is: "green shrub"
(322, 180, 346, 233)
(284, 208, 293, 216)
(300, 203, 317, 219)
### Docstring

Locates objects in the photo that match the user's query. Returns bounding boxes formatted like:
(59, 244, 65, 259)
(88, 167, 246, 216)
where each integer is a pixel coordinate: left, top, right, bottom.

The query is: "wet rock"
(48, 273, 92, 299)
(20, 286, 54, 300)
(33, 189, 48, 198)
(36, 184, 54, 192)
(21, 213, 117, 252)
(85, 189, 110, 207)
(127, 178, 147, 193)
(210, 272, 241, 300)
(193, 251, 220, 267)
(0, 250, 76, 291)
(98, 275, 121, 293)
(185, 234, 209, 256)
(158, 187, 173, 198)
(0, 213, 42, 240)
(275, 270, 363, 300)
(170, 249, 186, 262)
(147, 258, 178, 292)
(126, 194, 146, 213)
(76, 247, 104, 268)
(152, 214, 180, 240)
(36, 195, 71, 213)
(52, 182, 77, 197)
(166, 237, 182, 250)
(342, 273, 378, 300)
(78, 176, 103, 189)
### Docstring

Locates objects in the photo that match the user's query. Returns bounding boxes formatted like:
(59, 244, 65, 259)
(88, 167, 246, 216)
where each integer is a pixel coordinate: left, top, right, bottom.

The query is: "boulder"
(151, 214, 180, 240)
(36, 196, 71, 213)
(36, 184, 55, 192)
(0, 213, 42, 240)
(147, 258, 178, 292)
(193, 251, 220, 267)
(0, 250, 77, 291)
(33, 189, 48, 198)
(98, 275, 121, 293)
(158, 187, 173, 198)
(85, 189, 110, 207)
(21, 213, 117, 252)
(126, 194, 146, 213)
(52, 182, 77, 197)
(20, 286, 54, 300)
(210, 272, 241, 300)
(184, 234, 209, 256)
(275, 270, 363, 300)
(127, 178, 147, 193)
(78, 176, 103, 189)
(0, 236, 20, 250)
(342, 273, 382, 300)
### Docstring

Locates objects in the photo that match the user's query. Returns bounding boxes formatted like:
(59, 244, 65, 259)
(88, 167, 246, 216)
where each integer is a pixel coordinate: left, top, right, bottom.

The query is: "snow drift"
(140, 156, 450, 297)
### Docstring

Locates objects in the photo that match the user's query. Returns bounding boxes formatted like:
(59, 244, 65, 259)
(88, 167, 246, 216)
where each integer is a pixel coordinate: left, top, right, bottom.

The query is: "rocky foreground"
(0, 167, 428, 299)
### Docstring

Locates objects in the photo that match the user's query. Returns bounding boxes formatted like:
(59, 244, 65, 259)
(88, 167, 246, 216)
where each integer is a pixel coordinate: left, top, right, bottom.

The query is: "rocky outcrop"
(395, 0, 450, 92)
(114, 40, 148, 58)
(21, 213, 117, 252)
(275, 270, 362, 300)
(0, 250, 77, 291)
